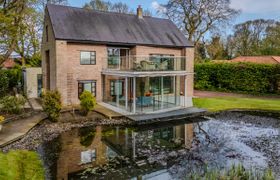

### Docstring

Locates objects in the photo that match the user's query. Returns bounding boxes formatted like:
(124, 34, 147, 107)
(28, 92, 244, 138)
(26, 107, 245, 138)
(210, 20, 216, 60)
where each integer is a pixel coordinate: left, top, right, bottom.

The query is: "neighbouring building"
(23, 67, 43, 98)
(231, 56, 280, 64)
(0, 52, 21, 69)
(41, 4, 194, 114)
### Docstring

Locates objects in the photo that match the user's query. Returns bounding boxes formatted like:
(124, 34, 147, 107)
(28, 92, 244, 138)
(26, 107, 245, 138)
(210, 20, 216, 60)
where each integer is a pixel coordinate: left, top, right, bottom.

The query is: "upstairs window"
(80, 51, 96, 65)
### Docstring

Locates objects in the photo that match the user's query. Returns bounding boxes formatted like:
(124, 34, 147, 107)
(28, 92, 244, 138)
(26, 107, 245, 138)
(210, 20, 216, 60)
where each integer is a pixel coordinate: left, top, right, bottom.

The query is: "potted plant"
(0, 116, 4, 132)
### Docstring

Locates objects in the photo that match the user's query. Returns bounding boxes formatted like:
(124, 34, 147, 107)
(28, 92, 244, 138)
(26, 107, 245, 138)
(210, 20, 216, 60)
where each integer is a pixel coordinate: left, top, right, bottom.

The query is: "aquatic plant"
(188, 164, 275, 180)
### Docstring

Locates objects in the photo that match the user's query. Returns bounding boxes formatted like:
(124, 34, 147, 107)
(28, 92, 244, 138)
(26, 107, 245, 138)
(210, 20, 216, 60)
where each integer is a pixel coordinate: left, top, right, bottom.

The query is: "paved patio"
(0, 113, 47, 148)
(94, 104, 124, 119)
(127, 107, 207, 124)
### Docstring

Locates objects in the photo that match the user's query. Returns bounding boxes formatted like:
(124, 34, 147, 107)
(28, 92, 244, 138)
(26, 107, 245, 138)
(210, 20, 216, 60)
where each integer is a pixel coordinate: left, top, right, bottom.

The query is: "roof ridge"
(46, 3, 168, 20)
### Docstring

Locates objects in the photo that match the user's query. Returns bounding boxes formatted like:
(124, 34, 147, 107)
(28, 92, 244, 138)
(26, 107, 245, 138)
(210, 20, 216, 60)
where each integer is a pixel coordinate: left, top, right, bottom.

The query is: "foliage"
(80, 91, 96, 116)
(206, 36, 229, 60)
(193, 97, 280, 112)
(0, 70, 9, 98)
(0, 116, 4, 122)
(0, 150, 44, 180)
(26, 53, 41, 67)
(0, 67, 23, 96)
(189, 164, 274, 180)
(195, 63, 280, 94)
(5, 65, 23, 89)
(159, 0, 240, 45)
(42, 90, 62, 122)
(0, 0, 68, 65)
(0, 95, 26, 114)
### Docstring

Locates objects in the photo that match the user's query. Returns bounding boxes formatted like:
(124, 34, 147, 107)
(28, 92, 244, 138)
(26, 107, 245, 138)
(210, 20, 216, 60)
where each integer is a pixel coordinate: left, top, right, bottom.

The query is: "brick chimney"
(137, 5, 143, 19)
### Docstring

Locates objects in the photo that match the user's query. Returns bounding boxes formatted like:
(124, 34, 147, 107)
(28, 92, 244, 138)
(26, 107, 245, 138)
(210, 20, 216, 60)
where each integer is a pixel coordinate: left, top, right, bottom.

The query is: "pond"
(38, 111, 280, 180)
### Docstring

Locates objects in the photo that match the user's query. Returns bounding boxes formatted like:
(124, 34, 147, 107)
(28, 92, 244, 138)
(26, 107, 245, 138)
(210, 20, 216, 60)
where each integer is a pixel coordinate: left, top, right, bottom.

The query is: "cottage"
(41, 4, 194, 114)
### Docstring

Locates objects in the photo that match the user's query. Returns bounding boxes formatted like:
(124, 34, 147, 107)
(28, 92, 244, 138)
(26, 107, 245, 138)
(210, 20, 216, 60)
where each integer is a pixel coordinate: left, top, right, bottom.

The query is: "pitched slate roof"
(46, 4, 193, 47)
(231, 56, 280, 64)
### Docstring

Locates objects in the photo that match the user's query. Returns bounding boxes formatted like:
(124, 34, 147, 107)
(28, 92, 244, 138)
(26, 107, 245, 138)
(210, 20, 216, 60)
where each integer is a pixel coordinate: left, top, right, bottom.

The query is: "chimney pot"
(137, 5, 143, 19)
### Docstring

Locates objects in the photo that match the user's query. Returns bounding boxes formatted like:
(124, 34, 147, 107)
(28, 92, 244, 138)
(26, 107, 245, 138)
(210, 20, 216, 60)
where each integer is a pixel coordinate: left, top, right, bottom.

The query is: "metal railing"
(103, 56, 186, 71)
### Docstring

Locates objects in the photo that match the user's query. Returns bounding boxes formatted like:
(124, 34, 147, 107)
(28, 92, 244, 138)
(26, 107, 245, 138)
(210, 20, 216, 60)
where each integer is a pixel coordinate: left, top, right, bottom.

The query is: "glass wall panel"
(103, 75, 185, 114)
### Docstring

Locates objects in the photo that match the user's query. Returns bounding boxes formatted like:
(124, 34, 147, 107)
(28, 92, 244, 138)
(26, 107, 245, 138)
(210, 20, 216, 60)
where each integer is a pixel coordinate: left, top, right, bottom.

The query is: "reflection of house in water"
(56, 126, 116, 180)
(55, 123, 193, 179)
(102, 123, 194, 160)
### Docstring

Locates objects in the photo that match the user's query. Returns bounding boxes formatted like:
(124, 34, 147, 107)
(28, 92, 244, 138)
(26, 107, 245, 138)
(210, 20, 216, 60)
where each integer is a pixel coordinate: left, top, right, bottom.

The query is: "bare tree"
(231, 19, 275, 56)
(159, 0, 240, 45)
(83, 0, 152, 16)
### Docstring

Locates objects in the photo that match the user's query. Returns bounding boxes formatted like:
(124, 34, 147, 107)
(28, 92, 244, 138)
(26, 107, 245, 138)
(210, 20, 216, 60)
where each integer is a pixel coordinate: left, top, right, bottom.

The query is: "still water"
(39, 112, 280, 180)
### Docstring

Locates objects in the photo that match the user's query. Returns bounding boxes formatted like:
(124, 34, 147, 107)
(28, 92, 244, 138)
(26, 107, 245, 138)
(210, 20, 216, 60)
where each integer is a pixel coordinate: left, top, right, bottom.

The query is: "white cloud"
(230, 0, 280, 14)
(151, 1, 167, 13)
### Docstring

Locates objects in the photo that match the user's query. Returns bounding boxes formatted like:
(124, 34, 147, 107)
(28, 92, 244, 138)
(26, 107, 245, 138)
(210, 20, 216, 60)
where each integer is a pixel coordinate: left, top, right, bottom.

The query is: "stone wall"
(23, 67, 42, 98)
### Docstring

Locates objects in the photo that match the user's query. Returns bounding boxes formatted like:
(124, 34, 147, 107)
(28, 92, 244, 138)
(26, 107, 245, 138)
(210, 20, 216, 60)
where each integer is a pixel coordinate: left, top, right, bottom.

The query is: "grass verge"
(193, 97, 280, 112)
(0, 150, 45, 180)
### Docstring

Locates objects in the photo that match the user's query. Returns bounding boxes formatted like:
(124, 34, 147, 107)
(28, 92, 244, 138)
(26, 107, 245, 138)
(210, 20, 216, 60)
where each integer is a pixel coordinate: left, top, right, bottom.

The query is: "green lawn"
(0, 150, 44, 180)
(193, 97, 280, 112)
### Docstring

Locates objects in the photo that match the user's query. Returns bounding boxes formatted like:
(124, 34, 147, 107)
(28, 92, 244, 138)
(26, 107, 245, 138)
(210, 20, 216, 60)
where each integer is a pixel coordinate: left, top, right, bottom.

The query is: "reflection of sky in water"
(41, 116, 280, 180)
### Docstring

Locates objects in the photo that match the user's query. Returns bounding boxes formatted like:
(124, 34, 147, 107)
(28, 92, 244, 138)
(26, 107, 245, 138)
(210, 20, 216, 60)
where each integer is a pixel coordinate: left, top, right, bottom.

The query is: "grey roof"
(46, 4, 193, 47)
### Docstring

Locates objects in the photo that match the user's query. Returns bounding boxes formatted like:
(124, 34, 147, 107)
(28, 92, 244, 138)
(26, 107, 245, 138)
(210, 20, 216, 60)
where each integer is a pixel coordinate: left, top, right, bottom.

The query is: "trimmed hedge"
(194, 63, 280, 94)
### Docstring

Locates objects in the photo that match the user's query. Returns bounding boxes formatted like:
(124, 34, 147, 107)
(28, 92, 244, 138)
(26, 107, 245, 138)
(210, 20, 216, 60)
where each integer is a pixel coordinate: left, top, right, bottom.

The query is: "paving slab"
(28, 98, 43, 111)
(0, 113, 47, 148)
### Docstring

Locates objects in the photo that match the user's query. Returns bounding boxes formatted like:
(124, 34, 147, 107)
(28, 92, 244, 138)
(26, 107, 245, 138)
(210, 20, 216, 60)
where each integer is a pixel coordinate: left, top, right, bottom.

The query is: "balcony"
(103, 56, 186, 72)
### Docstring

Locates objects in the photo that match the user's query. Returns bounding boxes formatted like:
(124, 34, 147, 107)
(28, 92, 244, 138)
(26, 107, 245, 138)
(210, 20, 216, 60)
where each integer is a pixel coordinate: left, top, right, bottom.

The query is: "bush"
(195, 63, 280, 94)
(0, 67, 23, 96)
(0, 95, 26, 114)
(6, 65, 23, 91)
(0, 71, 9, 98)
(42, 90, 62, 122)
(80, 91, 96, 116)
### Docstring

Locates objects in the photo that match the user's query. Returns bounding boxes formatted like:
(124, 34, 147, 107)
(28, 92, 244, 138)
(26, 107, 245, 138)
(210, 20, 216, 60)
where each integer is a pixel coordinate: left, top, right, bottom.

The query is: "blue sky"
(68, 0, 280, 25)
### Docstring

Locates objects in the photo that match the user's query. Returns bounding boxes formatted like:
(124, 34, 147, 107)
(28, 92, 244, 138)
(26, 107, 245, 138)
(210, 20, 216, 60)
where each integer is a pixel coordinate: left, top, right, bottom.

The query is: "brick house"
(42, 4, 194, 114)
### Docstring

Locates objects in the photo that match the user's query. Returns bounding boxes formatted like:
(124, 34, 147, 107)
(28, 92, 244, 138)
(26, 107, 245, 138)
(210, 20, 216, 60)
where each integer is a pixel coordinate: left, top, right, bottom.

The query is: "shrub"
(42, 90, 62, 122)
(195, 63, 280, 94)
(0, 67, 23, 97)
(0, 95, 26, 114)
(0, 71, 9, 98)
(6, 65, 23, 91)
(80, 91, 96, 116)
